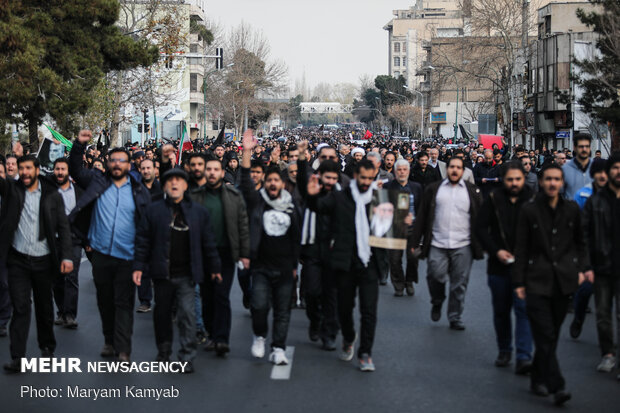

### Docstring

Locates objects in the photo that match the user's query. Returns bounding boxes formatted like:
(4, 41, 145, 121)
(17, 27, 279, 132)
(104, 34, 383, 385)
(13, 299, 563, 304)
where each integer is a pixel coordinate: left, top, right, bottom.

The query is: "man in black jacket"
(513, 163, 588, 406)
(476, 161, 533, 373)
(296, 140, 341, 351)
(410, 157, 483, 331)
(69, 130, 151, 362)
(1, 155, 73, 373)
(410, 152, 441, 190)
(306, 159, 387, 372)
(386, 159, 422, 297)
(474, 149, 501, 198)
(133, 169, 221, 373)
(582, 152, 620, 378)
(188, 154, 250, 357)
(51, 158, 83, 329)
(241, 130, 301, 366)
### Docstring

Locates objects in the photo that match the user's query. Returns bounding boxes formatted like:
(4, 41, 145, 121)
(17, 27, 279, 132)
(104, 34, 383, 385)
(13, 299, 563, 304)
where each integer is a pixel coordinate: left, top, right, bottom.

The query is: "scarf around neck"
(350, 180, 377, 267)
(259, 187, 294, 214)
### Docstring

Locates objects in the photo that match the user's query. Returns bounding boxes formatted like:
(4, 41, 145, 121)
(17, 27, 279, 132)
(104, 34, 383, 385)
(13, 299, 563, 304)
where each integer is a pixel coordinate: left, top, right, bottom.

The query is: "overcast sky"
(206, 0, 414, 91)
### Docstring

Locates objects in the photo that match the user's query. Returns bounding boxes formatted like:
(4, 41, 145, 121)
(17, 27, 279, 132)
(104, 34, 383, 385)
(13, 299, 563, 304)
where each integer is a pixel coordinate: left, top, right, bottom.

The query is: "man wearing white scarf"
(306, 158, 384, 372)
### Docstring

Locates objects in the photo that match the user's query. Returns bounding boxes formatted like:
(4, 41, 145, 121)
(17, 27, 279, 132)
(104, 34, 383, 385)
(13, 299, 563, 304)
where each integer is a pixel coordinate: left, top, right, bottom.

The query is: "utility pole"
(521, 0, 530, 149)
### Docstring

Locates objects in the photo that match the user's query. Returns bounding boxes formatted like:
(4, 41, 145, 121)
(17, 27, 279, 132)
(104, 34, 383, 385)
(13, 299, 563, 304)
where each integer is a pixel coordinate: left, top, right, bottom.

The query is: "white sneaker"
(269, 347, 289, 365)
(597, 355, 616, 373)
(251, 336, 266, 358)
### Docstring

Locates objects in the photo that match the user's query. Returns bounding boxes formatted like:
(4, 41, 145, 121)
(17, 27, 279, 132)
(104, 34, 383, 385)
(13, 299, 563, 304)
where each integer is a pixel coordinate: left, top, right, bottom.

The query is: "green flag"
(44, 124, 73, 150)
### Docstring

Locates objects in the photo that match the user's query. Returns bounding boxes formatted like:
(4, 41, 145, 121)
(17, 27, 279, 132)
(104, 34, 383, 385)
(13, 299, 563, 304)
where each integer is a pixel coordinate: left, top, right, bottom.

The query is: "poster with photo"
(368, 188, 410, 250)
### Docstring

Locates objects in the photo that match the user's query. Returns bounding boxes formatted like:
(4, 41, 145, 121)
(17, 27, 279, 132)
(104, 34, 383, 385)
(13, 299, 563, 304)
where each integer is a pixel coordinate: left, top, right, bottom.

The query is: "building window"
(537, 67, 544, 92)
(402, 43, 406, 53)
(394, 42, 400, 53)
(190, 73, 198, 92)
(402, 58, 406, 67)
(547, 65, 554, 92)
(394, 71, 400, 77)
(190, 44, 199, 53)
(394, 57, 400, 67)
(165, 57, 174, 69)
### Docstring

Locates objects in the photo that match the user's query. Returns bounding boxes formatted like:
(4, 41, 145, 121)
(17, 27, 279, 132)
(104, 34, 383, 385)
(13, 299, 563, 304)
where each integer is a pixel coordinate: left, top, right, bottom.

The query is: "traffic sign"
(555, 131, 570, 139)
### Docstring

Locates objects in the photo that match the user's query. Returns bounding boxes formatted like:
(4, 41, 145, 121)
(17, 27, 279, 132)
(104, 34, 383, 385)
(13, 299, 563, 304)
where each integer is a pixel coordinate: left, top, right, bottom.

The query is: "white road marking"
(270, 346, 295, 380)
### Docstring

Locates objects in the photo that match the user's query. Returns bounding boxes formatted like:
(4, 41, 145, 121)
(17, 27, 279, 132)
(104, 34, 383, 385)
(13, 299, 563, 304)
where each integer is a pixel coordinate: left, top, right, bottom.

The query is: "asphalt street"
(0, 257, 618, 413)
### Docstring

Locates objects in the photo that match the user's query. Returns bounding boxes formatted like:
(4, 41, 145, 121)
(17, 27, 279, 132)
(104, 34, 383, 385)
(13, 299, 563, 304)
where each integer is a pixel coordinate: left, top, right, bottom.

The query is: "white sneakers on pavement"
(269, 347, 289, 365)
(251, 336, 266, 358)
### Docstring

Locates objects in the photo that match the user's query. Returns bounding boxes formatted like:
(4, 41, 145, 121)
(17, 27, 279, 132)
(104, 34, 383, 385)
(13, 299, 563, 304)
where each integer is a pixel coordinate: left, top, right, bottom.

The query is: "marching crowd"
(0, 126, 618, 406)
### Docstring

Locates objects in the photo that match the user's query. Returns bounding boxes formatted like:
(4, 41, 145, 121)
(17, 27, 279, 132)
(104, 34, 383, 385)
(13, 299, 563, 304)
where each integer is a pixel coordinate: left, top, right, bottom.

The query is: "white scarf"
(301, 183, 341, 245)
(259, 187, 294, 213)
(350, 180, 376, 267)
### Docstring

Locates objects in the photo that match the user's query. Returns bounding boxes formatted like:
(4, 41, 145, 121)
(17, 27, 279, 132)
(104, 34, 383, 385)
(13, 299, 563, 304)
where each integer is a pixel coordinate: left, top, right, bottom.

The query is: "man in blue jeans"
(476, 161, 533, 374)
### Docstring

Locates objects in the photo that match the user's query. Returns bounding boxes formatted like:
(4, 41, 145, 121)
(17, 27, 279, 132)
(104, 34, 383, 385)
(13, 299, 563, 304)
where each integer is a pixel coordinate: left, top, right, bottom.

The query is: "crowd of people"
(0, 126, 618, 406)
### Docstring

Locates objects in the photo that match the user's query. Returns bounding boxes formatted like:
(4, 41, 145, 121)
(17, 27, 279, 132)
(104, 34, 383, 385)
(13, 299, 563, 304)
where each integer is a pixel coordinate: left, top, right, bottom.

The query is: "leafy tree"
(574, 0, 620, 150)
(0, 0, 158, 149)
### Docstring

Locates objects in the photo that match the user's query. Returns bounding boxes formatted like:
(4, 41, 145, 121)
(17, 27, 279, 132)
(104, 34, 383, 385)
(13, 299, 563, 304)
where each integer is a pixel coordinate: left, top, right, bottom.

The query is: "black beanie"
(590, 157, 606, 178)
(605, 152, 620, 177)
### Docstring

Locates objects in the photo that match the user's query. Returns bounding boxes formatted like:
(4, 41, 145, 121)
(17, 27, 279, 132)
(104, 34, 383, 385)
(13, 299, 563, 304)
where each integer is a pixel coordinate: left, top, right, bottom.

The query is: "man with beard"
(411, 157, 483, 331)
(520, 156, 538, 193)
(51, 158, 83, 329)
(474, 149, 501, 198)
(306, 159, 384, 372)
(476, 161, 533, 373)
(139, 158, 163, 201)
(69, 130, 151, 362)
(382, 151, 397, 176)
(224, 152, 241, 187)
(563, 134, 592, 200)
(429, 148, 447, 179)
(513, 163, 587, 406)
(581, 153, 620, 378)
(213, 144, 226, 162)
(241, 130, 301, 366)
(187, 153, 250, 356)
(367, 152, 393, 182)
(386, 159, 422, 297)
(411, 152, 441, 190)
(1, 155, 73, 372)
(370, 203, 394, 237)
(344, 147, 365, 178)
(296, 140, 341, 350)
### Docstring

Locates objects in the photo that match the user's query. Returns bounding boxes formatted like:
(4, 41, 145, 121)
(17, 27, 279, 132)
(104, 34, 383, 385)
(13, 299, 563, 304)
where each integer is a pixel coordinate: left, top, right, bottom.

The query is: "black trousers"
(302, 255, 339, 341)
(0, 257, 11, 329)
(7, 250, 55, 359)
(53, 244, 82, 318)
(526, 289, 570, 394)
(336, 253, 380, 358)
(388, 244, 419, 291)
(201, 249, 235, 344)
(91, 251, 135, 355)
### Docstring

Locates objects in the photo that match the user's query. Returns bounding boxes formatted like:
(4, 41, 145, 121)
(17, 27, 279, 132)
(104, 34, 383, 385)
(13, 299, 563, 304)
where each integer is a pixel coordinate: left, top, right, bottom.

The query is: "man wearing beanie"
(133, 168, 222, 372)
(581, 152, 620, 378)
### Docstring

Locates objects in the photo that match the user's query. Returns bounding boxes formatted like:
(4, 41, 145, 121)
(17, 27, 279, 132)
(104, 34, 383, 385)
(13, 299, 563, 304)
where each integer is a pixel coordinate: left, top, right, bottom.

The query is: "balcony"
(190, 92, 204, 104)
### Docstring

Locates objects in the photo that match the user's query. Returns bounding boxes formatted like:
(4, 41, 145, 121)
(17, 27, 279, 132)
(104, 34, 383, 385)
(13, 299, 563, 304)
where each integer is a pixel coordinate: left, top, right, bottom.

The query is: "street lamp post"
(404, 86, 425, 139)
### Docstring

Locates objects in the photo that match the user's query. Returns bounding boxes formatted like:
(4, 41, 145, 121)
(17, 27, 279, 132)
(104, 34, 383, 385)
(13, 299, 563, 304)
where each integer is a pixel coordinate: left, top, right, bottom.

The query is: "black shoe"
(494, 352, 511, 367)
(41, 347, 54, 358)
(182, 361, 194, 374)
(204, 339, 215, 351)
(394, 290, 404, 297)
(136, 304, 151, 313)
(379, 279, 388, 286)
(309, 328, 320, 342)
(431, 304, 442, 322)
(100, 344, 115, 358)
(298, 298, 306, 309)
(515, 359, 533, 375)
(405, 283, 415, 297)
(215, 342, 230, 357)
(530, 383, 549, 397)
(449, 321, 465, 330)
(569, 318, 583, 339)
(63, 316, 78, 329)
(196, 330, 207, 345)
(0, 327, 7, 337)
(321, 338, 337, 351)
(3, 359, 20, 373)
(156, 352, 170, 362)
(553, 390, 572, 406)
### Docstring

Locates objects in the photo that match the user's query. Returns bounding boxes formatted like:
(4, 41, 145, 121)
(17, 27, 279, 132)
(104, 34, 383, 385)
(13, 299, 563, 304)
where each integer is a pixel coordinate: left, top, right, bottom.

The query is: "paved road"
(0, 258, 618, 412)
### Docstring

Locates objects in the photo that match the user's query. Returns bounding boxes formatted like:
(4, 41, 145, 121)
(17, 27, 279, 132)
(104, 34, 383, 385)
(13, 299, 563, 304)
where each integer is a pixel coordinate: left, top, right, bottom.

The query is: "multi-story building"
(526, 1, 609, 152)
(118, 0, 211, 142)
(383, 1, 465, 90)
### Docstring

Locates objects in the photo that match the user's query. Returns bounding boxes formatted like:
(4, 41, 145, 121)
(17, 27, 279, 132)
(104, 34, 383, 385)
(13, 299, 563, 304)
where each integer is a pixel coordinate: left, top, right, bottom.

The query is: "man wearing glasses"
(69, 130, 151, 362)
(562, 134, 592, 200)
